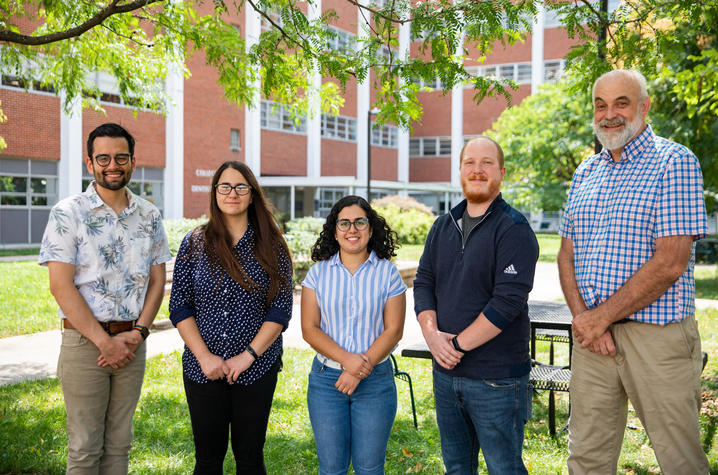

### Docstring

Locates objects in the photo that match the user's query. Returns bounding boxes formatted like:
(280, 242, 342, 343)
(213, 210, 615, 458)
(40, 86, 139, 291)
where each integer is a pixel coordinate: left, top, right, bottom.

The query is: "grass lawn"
(697, 265, 718, 300)
(2, 308, 718, 474)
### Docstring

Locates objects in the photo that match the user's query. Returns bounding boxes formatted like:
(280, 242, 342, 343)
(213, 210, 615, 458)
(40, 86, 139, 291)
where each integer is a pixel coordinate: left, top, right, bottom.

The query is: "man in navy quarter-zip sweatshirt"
(414, 136, 539, 475)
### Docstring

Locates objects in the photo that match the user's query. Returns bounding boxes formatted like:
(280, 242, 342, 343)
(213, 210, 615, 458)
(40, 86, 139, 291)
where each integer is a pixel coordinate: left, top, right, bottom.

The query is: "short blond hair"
(460, 136, 505, 168)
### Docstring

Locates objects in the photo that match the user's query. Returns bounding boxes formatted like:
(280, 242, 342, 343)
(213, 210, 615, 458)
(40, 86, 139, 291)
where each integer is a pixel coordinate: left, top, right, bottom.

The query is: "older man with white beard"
(557, 69, 709, 474)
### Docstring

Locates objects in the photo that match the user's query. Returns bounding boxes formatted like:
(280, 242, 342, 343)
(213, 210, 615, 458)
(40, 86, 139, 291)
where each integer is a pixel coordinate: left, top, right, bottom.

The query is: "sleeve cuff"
(169, 306, 195, 326)
(265, 305, 291, 330)
(483, 304, 511, 330)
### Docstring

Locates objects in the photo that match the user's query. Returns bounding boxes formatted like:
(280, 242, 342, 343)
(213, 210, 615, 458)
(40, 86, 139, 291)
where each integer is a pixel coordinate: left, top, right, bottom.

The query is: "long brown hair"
(194, 161, 291, 304)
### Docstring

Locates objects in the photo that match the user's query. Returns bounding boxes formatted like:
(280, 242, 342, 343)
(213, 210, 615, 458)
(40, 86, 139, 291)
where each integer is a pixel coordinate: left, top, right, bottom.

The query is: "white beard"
(592, 111, 644, 152)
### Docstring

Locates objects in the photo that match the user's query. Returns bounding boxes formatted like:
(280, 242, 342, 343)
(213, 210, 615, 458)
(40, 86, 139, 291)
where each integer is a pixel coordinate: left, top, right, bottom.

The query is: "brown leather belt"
(63, 319, 136, 335)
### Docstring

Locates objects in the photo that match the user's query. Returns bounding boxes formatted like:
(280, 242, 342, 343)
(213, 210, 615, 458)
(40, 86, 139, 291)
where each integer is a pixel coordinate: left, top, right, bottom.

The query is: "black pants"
(183, 358, 280, 475)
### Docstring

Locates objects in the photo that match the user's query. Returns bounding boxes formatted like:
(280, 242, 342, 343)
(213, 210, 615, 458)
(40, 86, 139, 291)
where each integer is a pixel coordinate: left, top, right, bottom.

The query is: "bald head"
(592, 69, 648, 104)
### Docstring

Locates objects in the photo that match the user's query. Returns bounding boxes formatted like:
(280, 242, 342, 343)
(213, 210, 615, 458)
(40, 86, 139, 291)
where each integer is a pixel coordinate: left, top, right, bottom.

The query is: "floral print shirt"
(39, 182, 171, 322)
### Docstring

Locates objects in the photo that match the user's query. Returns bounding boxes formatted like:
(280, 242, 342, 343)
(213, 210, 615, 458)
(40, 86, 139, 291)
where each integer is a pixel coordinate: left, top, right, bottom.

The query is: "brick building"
(0, 2, 612, 248)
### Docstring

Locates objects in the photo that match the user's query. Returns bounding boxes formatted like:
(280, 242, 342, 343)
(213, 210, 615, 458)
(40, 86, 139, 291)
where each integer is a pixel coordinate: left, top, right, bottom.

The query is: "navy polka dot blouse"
(169, 226, 292, 385)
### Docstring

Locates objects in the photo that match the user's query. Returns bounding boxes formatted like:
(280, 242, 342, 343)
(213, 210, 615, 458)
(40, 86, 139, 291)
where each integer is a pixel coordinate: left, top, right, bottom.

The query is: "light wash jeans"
(307, 356, 397, 475)
(433, 369, 531, 475)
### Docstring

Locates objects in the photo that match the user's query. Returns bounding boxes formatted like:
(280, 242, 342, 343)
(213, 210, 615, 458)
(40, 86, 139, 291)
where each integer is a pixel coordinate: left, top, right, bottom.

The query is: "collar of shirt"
(84, 181, 139, 217)
(598, 124, 656, 164)
(328, 249, 378, 272)
(233, 224, 256, 250)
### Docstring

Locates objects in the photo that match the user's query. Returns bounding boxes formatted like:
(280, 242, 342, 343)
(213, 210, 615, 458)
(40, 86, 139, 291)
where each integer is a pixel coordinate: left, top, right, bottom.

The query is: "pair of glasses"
(336, 218, 369, 232)
(93, 154, 131, 166)
(215, 183, 252, 196)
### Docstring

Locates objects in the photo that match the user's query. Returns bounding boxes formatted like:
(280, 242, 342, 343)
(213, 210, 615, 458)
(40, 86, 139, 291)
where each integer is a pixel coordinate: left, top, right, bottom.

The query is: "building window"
(230, 129, 241, 151)
(409, 137, 452, 157)
(261, 8, 282, 31)
(326, 26, 356, 53)
(371, 123, 398, 148)
(411, 76, 442, 90)
(82, 166, 164, 215)
(316, 187, 348, 218)
(1, 74, 56, 94)
(0, 158, 58, 246)
(466, 62, 532, 85)
(544, 60, 566, 82)
(321, 114, 357, 141)
(261, 100, 307, 134)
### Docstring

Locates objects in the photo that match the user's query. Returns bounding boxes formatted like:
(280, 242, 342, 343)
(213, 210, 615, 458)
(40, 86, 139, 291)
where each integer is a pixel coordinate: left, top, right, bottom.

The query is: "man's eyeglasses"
(336, 218, 369, 232)
(93, 154, 131, 167)
(215, 183, 252, 196)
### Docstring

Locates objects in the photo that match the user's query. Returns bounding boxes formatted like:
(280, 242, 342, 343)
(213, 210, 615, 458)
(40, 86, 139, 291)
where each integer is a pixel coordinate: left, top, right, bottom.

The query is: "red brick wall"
(0, 89, 60, 161)
(321, 139, 356, 176)
(463, 85, 531, 135)
(371, 147, 397, 181)
(261, 130, 307, 176)
(410, 157, 450, 182)
(412, 92, 452, 136)
(82, 106, 165, 167)
(183, 43, 246, 218)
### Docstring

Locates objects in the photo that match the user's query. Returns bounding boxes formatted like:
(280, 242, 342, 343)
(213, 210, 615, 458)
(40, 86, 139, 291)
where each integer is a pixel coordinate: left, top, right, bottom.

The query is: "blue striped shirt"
(559, 125, 708, 325)
(302, 251, 407, 353)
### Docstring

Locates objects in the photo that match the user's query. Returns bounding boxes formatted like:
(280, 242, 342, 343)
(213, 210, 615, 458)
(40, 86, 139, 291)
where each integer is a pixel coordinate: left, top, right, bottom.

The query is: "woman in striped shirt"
(301, 195, 407, 475)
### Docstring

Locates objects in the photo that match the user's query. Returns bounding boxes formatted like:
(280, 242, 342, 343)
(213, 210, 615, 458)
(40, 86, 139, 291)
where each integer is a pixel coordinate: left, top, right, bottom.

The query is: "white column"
(397, 20, 410, 188)
(163, 60, 184, 219)
(307, 0, 322, 179)
(245, 6, 262, 175)
(356, 2, 370, 188)
(450, 67, 464, 190)
(59, 92, 82, 199)
(531, 3, 545, 94)
(289, 185, 296, 220)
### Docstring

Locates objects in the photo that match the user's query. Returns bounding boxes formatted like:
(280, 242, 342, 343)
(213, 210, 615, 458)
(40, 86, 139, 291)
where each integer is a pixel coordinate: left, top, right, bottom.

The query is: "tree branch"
(0, 0, 163, 46)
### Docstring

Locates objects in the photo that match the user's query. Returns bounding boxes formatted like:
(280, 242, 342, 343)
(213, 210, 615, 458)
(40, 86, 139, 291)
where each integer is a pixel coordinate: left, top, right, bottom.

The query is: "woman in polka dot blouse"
(169, 161, 293, 474)
(301, 195, 407, 475)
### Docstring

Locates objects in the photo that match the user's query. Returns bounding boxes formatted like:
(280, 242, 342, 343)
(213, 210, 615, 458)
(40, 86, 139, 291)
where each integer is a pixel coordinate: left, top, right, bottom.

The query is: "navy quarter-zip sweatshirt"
(413, 194, 539, 379)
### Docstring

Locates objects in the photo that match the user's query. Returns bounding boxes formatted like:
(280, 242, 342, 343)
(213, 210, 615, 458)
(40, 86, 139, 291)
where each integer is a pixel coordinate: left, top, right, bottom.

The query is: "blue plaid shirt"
(559, 125, 708, 325)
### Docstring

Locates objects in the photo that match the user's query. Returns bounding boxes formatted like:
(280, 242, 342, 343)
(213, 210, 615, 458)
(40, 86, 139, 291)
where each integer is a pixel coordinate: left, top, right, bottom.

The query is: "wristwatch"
(133, 324, 150, 341)
(451, 335, 467, 353)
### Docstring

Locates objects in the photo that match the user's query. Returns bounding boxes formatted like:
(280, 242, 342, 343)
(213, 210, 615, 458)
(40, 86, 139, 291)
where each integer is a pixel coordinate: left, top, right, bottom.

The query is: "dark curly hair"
(311, 195, 399, 262)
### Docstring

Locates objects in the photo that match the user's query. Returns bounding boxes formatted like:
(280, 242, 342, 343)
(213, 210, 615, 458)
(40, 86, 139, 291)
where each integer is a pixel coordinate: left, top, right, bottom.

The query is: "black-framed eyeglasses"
(215, 183, 252, 196)
(93, 154, 131, 167)
(336, 218, 369, 232)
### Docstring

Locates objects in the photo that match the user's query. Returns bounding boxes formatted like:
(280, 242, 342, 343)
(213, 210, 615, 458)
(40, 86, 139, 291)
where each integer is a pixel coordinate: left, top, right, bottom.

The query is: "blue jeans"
(307, 356, 397, 475)
(433, 369, 531, 475)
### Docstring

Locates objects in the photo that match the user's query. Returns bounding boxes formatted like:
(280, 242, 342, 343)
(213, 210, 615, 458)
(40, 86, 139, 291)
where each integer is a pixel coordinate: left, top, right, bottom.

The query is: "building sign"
(195, 169, 215, 177)
(191, 185, 211, 193)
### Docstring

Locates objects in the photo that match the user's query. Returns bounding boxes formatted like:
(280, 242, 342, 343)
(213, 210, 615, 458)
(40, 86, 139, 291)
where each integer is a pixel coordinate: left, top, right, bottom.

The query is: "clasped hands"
(426, 330, 463, 370)
(198, 351, 255, 383)
(335, 352, 373, 396)
(572, 308, 617, 356)
(97, 330, 142, 369)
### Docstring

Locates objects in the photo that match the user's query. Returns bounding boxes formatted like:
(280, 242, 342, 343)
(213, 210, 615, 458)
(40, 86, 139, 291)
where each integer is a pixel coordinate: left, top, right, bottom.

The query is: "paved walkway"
(1, 262, 715, 386)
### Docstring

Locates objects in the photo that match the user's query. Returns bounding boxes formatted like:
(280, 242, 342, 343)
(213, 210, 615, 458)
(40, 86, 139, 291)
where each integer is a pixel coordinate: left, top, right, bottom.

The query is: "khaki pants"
(58, 329, 146, 475)
(567, 314, 708, 475)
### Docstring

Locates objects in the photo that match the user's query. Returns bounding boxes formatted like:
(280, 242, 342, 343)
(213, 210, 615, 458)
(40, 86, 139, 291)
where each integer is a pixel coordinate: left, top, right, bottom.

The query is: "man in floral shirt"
(40, 123, 170, 474)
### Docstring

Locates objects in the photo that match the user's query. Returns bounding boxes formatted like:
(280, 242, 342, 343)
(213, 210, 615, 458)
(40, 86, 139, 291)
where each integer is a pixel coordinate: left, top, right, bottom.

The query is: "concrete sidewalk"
(2, 261, 715, 386)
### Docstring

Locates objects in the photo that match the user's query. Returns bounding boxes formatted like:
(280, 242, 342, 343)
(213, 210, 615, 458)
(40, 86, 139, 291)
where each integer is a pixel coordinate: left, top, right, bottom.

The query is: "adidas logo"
(503, 264, 518, 275)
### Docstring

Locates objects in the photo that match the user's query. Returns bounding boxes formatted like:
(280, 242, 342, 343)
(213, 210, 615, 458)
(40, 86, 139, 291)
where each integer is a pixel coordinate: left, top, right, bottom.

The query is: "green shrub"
(372, 194, 434, 214)
(372, 196, 436, 245)
(284, 216, 324, 286)
(163, 217, 207, 256)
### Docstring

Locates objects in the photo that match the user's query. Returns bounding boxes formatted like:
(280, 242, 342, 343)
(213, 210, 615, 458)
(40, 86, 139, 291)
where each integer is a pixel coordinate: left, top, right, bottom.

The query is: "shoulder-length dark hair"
(192, 161, 291, 304)
(311, 195, 398, 262)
